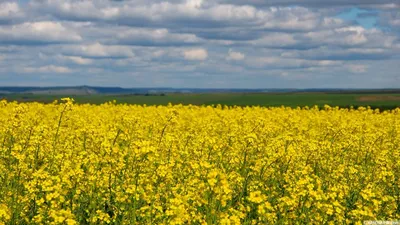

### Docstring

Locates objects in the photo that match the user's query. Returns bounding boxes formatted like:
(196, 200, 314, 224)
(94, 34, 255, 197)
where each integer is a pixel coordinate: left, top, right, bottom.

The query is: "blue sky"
(0, 0, 399, 88)
(336, 8, 377, 29)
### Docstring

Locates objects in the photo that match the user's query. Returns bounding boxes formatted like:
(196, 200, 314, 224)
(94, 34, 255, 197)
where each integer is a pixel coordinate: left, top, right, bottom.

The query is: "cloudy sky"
(0, 0, 399, 88)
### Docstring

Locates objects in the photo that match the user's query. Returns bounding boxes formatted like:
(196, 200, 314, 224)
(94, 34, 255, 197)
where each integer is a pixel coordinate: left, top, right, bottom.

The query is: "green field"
(1, 93, 400, 110)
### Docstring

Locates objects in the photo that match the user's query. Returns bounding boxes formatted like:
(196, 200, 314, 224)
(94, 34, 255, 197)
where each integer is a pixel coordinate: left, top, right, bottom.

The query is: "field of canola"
(0, 98, 400, 225)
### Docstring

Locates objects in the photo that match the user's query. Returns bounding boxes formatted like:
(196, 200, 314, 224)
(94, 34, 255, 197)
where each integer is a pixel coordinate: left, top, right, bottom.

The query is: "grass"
(1, 93, 400, 110)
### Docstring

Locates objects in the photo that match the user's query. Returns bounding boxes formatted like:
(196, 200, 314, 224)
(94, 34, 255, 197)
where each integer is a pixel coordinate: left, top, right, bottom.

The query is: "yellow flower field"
(0, 98, 399, 224)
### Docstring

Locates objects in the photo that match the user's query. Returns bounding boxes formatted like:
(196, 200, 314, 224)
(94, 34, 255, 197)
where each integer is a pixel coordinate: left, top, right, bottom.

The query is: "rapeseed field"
(0, 98, 399, 224)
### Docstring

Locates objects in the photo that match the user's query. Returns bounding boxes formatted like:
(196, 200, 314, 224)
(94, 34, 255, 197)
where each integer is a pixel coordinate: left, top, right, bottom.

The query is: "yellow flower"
(248, 191, 265, 204)
(0, 204, 10, 221)
(0, 99, 398, 224)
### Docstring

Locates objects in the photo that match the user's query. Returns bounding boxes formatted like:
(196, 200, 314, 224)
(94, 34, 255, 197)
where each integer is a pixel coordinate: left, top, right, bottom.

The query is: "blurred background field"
(1, 91, 400, 110)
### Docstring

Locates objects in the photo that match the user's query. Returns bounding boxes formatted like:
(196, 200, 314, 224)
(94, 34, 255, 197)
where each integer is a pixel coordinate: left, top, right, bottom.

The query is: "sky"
(0, 0, 399, 88)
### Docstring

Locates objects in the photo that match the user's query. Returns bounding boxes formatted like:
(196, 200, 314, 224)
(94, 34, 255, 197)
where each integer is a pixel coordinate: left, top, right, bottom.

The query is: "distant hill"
(0, 86, 400, 95)
(0, 86, 125, 95)
(0, 86, 291, 95)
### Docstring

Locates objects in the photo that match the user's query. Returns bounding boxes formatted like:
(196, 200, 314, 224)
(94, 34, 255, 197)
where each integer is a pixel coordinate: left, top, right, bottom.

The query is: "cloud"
(0, 2, 19, 16)
(23, 65, 72, 73)
(64, 56, 93, 65)
(64, 43, 134, 58)
(301, 26, 398, 48)
(250, 33, 298, 48)
(304, 26, 367, 46)
(390, 18, 400, 26)
(246, 56, 342, 69)
(32, 1, 345, 32)
(35, 52, 93, 65)
(29, 0, 103, 21)
(0, 0, 399, 88)
(380, 10, 400, 31)
(183, 48, 208, 61)
(226, 49, 245, 60)
(259, 7, 344, 31)
(0, 2, 23, 23)
(241, 25, 397, 51)
(280, 72, 289, 77)
(347, 64, 368, 73)
(375, 3, 400, 10)
(215, 0, 398, 8)
(282, 47, 396, 61)
(34, 0, 257, 24)
(0, 21, 82, 45)
(115, 28, 202, 46)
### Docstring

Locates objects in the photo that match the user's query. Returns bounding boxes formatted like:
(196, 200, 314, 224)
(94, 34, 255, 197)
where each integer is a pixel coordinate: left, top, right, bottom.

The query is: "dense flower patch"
(0, 98, 399, 224)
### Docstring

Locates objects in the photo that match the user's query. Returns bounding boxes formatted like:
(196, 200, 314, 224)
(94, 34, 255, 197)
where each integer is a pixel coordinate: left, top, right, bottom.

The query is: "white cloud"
(116, 28, 202, 46)
(0, 0, 398, 88)
(246, 56, 342, 69)
(183, 48, 208, 61)
(375, 3, 400, 10)
(101, 7, 120, 19)
(261, 7, 321, 30)
(302, 26, 397, 48)
(0, 21, 82, 44)
(31, 0, 101, 20)
(386, 11, 400, 28)
(377, 10, 400, 34)
(186, 0, 204, 9)
(65, 56, 93, 65)
(347, 64, 368, 73)
(32, 1, 344, 32)
(0, 2, 19, 15)
(251, 33, 298, 47)
(280, 72, 289, 77)
(65, 43, 134, 58)
(0, 2, 22, 20)
(23, 65, 72, 73)
(390, 18, 400, 26)
(216, 0, 397, 7)
(279, 47, 396, 61)
(152, 50, 165, 57)
(226, 49, 245, 61)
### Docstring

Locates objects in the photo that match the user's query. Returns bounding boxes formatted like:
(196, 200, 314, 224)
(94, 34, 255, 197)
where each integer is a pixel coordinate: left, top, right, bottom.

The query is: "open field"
(1, 92, 400, 110)
(1, 99, 400, 224)
(1, 91, 400, 223)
